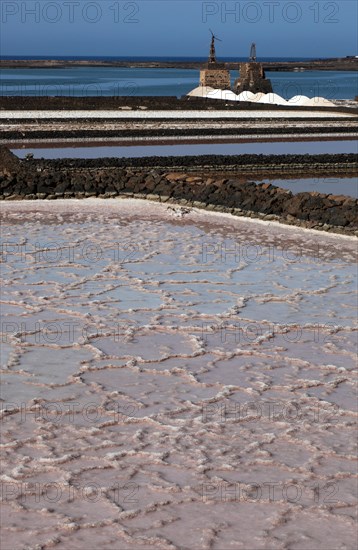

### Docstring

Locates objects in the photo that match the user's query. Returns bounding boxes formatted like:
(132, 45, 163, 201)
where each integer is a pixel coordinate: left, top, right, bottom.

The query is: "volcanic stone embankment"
(1, 96, 357, 114)
(1, 147, 357, 236)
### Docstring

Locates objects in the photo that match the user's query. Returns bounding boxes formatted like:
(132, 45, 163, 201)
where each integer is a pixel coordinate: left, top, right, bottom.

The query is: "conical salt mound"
(287, 95, 310, 105)
(187, 86, 214, 97)
(187, 87, 336, 108)
(250, 92, 266, 102)
(222, 90, 240, 101)
(304, 97, 335, 107)
(236, 91, 255, 102)
(207, 89, 238, 101)
(206, 89, 225, 100)
(259, 93, 288, 105)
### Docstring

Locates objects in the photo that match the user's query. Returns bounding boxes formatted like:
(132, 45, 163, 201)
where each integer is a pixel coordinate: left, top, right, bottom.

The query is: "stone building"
(200, 35, 231, 90)
(233, 62, 273, 94)
(199, 37, 273, 95)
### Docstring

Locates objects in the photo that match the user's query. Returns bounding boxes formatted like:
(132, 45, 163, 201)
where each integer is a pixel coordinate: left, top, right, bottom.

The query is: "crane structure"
(199, 34, 272, 94)
(249, 43, 257, 62)
(234, 42, 273, 94)
(208, 29, 222, 64)
(200, 30, 231, 90)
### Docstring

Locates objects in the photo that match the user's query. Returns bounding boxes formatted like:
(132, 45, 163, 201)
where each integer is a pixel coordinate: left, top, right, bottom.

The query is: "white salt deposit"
(186, 88, 340, 108)
(250, 92, 266, 102)
(288, 95, 310, 105)
(207, 89, 238, 101)
(187, 85, 214, 97)
(1, 198, 357, 550)
(257, 93, 288, 106)
(304, 96, 336, 107)
(1, 110, 352, 120)
(236, 91, 256, 101)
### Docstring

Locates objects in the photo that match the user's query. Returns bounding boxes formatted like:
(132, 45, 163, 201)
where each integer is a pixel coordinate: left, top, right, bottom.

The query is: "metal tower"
(249, 43, 257, 62)
(208, 29, 222, 64)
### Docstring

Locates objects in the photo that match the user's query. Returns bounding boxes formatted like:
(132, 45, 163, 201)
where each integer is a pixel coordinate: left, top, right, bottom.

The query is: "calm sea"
(1, 57, 357, 99)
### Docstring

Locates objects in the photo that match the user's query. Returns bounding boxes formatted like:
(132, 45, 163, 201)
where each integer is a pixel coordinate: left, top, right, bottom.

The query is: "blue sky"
(1, 1, 357, 58)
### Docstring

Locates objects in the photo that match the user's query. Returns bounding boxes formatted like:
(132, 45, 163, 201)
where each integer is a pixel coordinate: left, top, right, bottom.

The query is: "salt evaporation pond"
(12, 139, 358, 158)
(258, 177, 358, 199)
(1, 199, 357, 550)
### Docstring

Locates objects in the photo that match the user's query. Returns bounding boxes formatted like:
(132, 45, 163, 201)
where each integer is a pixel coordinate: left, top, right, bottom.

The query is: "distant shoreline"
(1, 57, 357, 71)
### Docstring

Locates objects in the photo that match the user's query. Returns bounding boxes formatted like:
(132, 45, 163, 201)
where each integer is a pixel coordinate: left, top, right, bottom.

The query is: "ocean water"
(0, 66, 357, 99)
(0, 56, 317, 62)
(1, 199, 357, 549)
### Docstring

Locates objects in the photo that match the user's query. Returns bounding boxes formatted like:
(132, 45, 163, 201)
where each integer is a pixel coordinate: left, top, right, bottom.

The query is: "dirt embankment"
(1, 147, 357, 236)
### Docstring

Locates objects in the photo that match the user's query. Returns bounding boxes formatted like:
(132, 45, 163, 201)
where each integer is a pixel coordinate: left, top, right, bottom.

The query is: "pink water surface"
(1, 199, 357, 550)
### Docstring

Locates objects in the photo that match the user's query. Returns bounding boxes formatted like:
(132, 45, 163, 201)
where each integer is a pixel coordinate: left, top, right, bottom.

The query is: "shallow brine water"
(1, 199, 357, 550)
(12, 140, 358, 159)
(259, 177, 358, 199)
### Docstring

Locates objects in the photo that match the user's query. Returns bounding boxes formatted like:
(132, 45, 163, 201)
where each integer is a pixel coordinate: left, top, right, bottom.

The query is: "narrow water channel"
(12, 139, 357, 159)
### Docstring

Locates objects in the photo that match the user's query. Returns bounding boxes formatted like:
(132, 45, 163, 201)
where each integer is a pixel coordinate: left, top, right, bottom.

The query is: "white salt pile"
(187, 87, 337, 107)
(207, 89, 238, 101)
(288, 95, 310, 106)
(304, 97, 336, 107)
(187, 86, 215, 97)
(236, 91, 256, 102)
(250, 92, 266, 102)
(259, 93, 288, 106)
